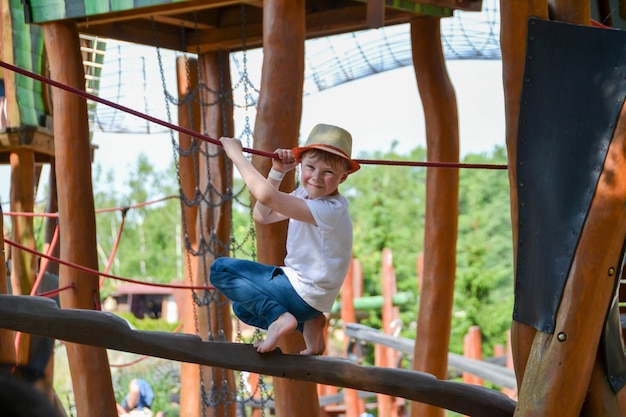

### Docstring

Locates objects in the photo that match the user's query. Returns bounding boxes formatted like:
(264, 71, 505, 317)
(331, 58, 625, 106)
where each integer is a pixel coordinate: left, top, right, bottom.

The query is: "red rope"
(3, 195, 180, 218)
(30, 225, 60, 296)
(0, 60, 507, 171)
(4, 238, 215, 291)
(37, 284, 75, 298)
(100, 212, 126, 288)
(2, 211, 58, 218)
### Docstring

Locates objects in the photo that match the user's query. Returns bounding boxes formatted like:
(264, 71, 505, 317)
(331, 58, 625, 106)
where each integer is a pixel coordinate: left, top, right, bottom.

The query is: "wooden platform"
(0, 127, 54, 164)
(23, 0, 482, 53)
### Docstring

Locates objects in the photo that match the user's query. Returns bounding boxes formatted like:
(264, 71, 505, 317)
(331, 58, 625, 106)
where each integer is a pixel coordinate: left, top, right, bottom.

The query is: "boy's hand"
(219, 136, 243, 157)
(273, 148, 298, 173)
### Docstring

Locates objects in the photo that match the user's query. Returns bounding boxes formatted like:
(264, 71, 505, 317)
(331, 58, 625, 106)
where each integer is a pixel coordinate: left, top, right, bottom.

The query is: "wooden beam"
(0, 128, 55, 158)
(345, 323, 517, 390)
(419, 0, 482, 12)
(367, 0, 386, 28)
(0, 295, 517, 417)
(66, 0, 241, 26)
(77, 5, 417, 53)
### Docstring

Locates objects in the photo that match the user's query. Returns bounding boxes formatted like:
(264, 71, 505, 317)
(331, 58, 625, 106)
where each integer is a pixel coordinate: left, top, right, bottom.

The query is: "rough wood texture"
(9, 148, 36, 297)
(42, 20, 116, 417)
(409, 15, 459, 417)
(499, 0, 548, 393)
(198, 49, 236, 417)
(251, 1, 316, 416)
(176, 56, 202, 417)
(0, 206, 15, 363)
(0, 295, 517, 417)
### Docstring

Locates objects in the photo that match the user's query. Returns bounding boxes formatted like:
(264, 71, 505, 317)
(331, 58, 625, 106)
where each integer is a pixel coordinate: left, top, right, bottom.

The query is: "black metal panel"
(514, 18, 626, 333)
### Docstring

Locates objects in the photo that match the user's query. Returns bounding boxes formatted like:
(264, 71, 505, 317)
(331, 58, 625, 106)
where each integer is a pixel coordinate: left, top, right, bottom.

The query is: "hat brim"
(292, 144, 361, 174)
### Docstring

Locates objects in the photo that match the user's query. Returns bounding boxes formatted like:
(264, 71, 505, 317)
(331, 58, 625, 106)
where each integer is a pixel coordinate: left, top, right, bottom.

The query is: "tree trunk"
(499, 0, 548, 392)
(0, 205, 15, 363)
(253, 1, 317, 416)
(9, 148, 36, 364)
(409, 15, 459, 417)
(42, 20, 116, 417)
(176, 56, 202, 417)
(199, 50, 237, 417)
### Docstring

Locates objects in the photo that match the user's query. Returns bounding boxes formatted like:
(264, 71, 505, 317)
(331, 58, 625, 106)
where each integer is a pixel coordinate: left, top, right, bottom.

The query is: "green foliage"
(115, 311, 180, 332)
(94, 154, 181, 297)
(346, 144, 427, 334)
(346, 144, 513, 359)
(452, 146, 513, 355)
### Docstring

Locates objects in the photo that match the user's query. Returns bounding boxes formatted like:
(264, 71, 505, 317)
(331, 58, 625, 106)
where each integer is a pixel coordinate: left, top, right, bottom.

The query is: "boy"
(211, 123, 360, 355)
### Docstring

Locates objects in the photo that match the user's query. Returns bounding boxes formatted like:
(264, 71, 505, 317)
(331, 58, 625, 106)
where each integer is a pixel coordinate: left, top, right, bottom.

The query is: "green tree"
(451, 146, 513, 355)
(346, 143, 427, 333)
(94, 154, 180, 297)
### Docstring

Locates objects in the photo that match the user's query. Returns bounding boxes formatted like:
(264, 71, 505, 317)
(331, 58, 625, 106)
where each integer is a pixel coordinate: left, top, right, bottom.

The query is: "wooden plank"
(345, 323, 518, 390)
(75, 4, 416, 53)
(0, 128, 55, 157)
(0, 295, 517, 417)
(367, 0, 385, 28)
(418, 0, 481, 12)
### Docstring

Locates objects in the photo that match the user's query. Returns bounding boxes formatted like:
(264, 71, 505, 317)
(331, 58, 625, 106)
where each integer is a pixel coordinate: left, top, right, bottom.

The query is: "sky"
(0, 58, 505, 204)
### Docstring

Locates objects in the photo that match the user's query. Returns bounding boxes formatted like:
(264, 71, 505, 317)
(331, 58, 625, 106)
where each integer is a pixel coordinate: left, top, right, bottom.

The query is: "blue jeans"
(210, 257, 321, 333)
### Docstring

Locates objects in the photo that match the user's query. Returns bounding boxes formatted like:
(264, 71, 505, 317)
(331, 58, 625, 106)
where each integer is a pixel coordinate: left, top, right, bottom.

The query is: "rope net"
(150, 7, 273, 414)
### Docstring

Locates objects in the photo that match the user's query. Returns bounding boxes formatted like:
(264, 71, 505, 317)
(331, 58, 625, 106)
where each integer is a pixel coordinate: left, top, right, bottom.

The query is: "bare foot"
(253, 312, 297, 353)
(300, 314, 327, 355)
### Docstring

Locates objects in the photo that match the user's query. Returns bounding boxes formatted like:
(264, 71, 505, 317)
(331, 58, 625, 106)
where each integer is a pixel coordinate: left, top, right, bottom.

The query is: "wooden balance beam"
(0, 295, 516, 417)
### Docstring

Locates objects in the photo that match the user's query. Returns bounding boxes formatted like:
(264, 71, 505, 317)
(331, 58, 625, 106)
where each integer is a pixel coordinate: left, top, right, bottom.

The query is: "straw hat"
(292, 123, 360, 173)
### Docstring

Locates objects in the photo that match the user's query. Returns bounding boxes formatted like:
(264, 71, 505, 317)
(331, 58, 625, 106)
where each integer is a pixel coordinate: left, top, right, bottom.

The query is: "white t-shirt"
(281, 186, 353, 312)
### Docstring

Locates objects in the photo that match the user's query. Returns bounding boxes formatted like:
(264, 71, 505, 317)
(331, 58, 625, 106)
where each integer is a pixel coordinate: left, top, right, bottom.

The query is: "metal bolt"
(557, 332, 567, 342)
(609, 267, 615, 276)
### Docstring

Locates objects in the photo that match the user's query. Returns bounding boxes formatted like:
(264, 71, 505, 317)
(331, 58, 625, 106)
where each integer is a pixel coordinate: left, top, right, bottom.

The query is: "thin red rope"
(0, 60, 507, 171)
(4, 238, 215, 291)
(2, 195, 180, 218)
(30, 224, 60, 296)
(99, 212, 126, 288)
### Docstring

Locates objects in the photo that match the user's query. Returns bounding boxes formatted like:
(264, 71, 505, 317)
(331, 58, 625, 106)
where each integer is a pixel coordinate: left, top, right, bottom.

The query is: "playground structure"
(3, 1, 626, 417)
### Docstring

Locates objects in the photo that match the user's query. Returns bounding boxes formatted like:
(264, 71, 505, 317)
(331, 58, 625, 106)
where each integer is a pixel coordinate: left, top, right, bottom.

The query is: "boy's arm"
(253, 178, 288, 224)
(220, 137, 316, 225)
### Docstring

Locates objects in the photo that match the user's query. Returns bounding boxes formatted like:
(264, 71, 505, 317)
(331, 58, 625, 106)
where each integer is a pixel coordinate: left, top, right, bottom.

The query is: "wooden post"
(341, 259, 364, 417)
(0, 204, 15, 363)
(495, 331, 516, 400)
(9, 148, 36, 364)
(176, 56, 202, 417)
(462, 326, 483, 386)
(378, 248, 399, 417)
(199, 49, 236, 417)
(499, 1, 549, 394)
(9, 149, 36, 297)
(42, 20, 116, 417)
(43, 160, 60, 276)
(252, 1, 315, 416)
(409, 16, 460, 417)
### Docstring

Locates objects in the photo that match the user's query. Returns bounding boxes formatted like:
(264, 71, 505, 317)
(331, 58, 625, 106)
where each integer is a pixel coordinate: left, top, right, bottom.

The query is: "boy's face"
(300, 154, 349, 199)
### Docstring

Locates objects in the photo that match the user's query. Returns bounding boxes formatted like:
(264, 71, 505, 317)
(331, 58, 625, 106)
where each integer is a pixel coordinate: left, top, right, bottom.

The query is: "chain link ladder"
(152, 4, 272, 415)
